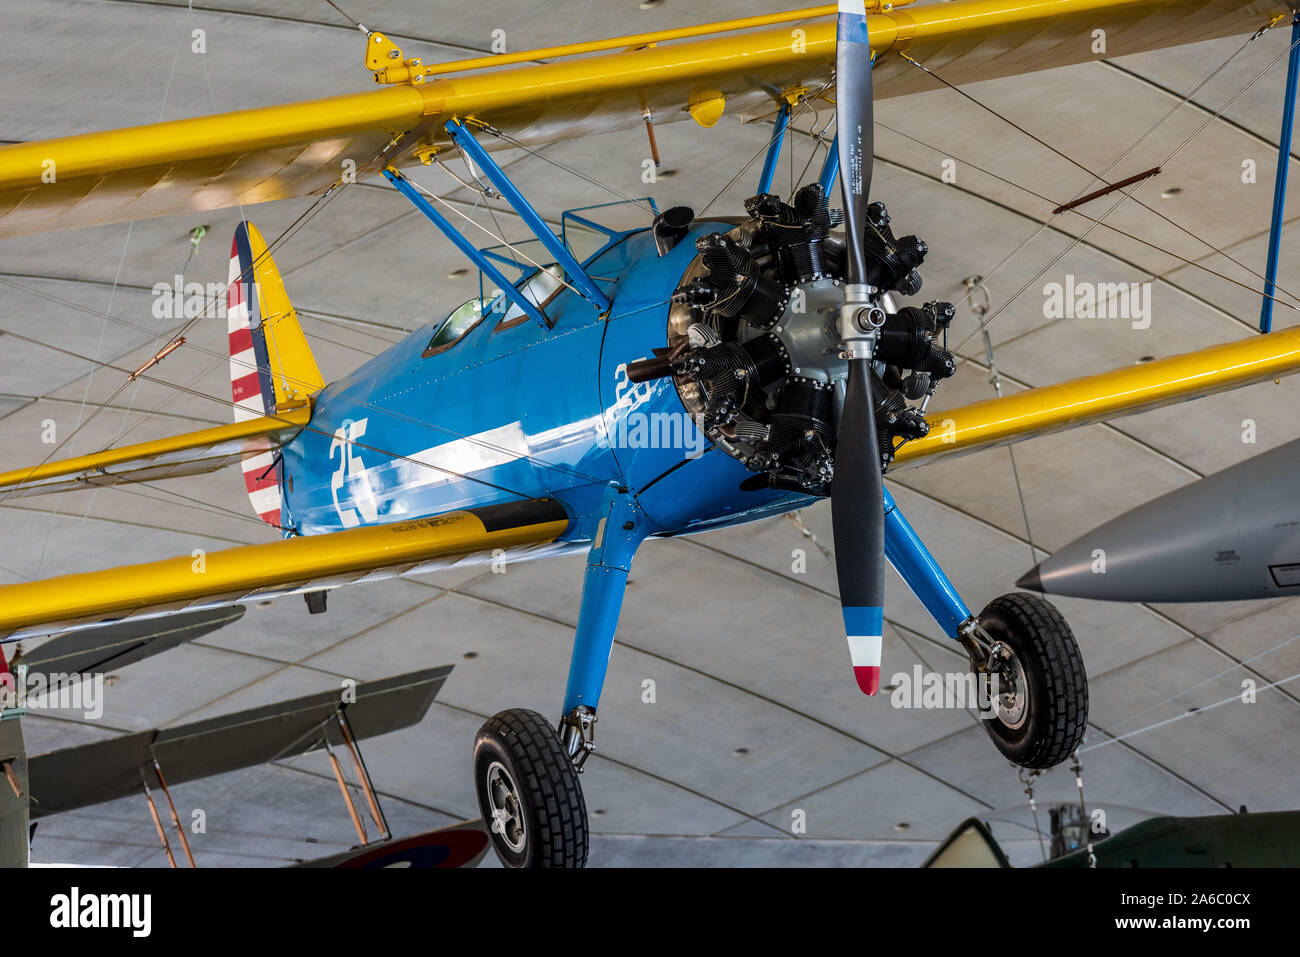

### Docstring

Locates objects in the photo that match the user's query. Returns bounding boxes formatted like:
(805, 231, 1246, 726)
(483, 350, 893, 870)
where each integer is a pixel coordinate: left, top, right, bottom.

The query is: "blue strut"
(562, 490, 645, 713)
(383, 168, 549, 329)
(447, 120, 612, 313)
(758, 102, 791, 195)
(818, 134, 840, 197)
(882, 487, 973, 640)
(1261, 13, 1300, 334)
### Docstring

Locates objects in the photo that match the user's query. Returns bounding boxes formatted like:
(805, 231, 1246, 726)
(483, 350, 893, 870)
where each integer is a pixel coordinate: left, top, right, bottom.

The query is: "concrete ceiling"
(4, 0, 1300, 867)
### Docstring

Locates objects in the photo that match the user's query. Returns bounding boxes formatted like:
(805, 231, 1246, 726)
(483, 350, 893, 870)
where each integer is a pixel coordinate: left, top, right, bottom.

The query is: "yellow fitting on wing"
(367, 31, 426, 84)
(688, 89, 726, 128)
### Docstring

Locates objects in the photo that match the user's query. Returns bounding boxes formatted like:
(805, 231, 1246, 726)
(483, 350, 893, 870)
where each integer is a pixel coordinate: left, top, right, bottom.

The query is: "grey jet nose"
(1015, 565, 1043, 592)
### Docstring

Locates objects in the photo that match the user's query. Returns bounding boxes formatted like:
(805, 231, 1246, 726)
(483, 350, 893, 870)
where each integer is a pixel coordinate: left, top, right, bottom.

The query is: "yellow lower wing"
(0, 500, 571, 640)
(0, 0, 1281, 236)
(897, 324, 1300, 469)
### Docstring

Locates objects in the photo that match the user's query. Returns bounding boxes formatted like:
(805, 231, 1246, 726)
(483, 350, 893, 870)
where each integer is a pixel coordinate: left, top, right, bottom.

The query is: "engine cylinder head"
(687, 333, 790, 403)
(753, 377, 834, 477)
(695, 233, 789, 329)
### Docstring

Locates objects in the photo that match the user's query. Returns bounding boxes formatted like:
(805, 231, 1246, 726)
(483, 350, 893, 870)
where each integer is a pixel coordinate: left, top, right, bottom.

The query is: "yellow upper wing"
(0, 0, 1283, 236)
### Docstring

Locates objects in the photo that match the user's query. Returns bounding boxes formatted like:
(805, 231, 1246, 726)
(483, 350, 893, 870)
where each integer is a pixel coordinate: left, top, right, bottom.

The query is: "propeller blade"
(835, 0, 873, 287)
(830, 0, 886, 696)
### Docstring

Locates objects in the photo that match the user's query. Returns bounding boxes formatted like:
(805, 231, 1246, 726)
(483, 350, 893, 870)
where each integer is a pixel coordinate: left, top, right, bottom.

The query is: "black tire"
(976, 593, 1088, 769)
(472, 708, 589, 868)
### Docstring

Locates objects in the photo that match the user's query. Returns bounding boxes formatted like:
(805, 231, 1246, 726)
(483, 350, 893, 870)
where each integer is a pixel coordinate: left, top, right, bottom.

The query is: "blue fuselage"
(278, 224, 814, 545)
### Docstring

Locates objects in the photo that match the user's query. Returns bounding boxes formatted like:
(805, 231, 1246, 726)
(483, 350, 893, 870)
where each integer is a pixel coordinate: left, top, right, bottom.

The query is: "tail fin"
(227, 221, 324, 526)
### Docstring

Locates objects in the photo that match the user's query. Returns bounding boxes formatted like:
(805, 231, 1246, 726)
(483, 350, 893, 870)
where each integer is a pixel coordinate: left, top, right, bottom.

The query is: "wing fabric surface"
(0, 0, 1283, 236)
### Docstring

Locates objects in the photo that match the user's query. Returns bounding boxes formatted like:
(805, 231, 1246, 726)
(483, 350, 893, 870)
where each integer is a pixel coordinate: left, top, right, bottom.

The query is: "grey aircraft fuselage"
(1019, 437, 1300, 603)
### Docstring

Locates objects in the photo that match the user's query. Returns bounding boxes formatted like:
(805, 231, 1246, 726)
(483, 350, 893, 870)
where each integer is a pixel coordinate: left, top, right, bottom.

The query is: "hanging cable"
(899, 14, 1300, 348)
(964, 277, 1039, 564)
(1018, 766, 1049, 863)
(1070, 752, 1097, 868)
(1083, 668, 1300, 753)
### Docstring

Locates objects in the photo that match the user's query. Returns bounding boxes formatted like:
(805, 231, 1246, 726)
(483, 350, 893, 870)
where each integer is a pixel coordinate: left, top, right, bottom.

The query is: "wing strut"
(446, 119, 612, 313)
(1261, 12, 1300, 333)
(382, 167, 550, 328)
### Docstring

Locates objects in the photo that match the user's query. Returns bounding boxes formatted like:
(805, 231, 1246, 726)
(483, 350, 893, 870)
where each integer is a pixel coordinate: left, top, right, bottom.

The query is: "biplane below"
(3, 0, 1300, 867)
(0, 616, 487, 868)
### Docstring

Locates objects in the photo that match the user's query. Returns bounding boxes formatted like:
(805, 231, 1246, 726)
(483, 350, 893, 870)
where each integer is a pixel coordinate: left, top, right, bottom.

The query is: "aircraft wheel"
(473, 708, 589, 868)
(976, 593, 1088, 769)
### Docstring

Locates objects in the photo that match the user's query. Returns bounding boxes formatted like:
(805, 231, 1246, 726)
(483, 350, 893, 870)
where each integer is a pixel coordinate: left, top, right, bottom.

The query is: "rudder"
(227, 221, 324, 527)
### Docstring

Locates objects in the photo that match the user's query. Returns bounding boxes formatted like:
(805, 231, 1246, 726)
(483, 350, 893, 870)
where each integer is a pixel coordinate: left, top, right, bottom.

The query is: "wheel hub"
(485, 761, 527, 852)
(993, 650, 1029, 730)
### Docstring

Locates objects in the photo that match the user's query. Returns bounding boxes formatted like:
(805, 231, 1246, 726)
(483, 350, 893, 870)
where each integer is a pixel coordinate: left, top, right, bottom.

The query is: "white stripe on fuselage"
(241, 451, 275, 473)
(393, 422, 531, 492)
(404, 423, 530, 484)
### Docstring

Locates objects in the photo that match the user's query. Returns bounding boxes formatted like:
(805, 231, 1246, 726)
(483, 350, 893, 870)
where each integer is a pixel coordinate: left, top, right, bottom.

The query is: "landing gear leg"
(474, 489, 645, 868)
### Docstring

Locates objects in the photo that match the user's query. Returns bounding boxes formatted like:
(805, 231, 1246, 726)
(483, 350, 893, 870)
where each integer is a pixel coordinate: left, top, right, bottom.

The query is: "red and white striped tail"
(228, 224, 284, 528)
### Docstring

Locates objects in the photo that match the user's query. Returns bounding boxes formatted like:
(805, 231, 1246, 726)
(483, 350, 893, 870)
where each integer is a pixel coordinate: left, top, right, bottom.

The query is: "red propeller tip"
(854, 665, 880, 696)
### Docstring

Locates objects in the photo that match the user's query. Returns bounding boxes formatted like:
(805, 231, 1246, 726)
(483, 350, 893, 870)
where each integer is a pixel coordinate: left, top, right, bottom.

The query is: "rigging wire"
(0, 291, 681, 509)
(856, 121, 1300, 317)
(698, 82, 834, 217)
(897, 35, 1300, 310)
(403, 173, 585, 299)
(965, 279, 1040, 564)
(322, 0, 367, 31)
(38, 0, 203, 580)
(474, 123, 658, 215)
(1104, 630, 1300, 734)
(0, 162, 360, 513)
(0, 325, 544, 504)
(462, 151, 528, 280)
(940, 17, 1300, 352)
(1081, 667, 1300, 754)
(0, 188, 635, 492)
(0, 269, 622, 491)
(296, 310, 405, 345)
